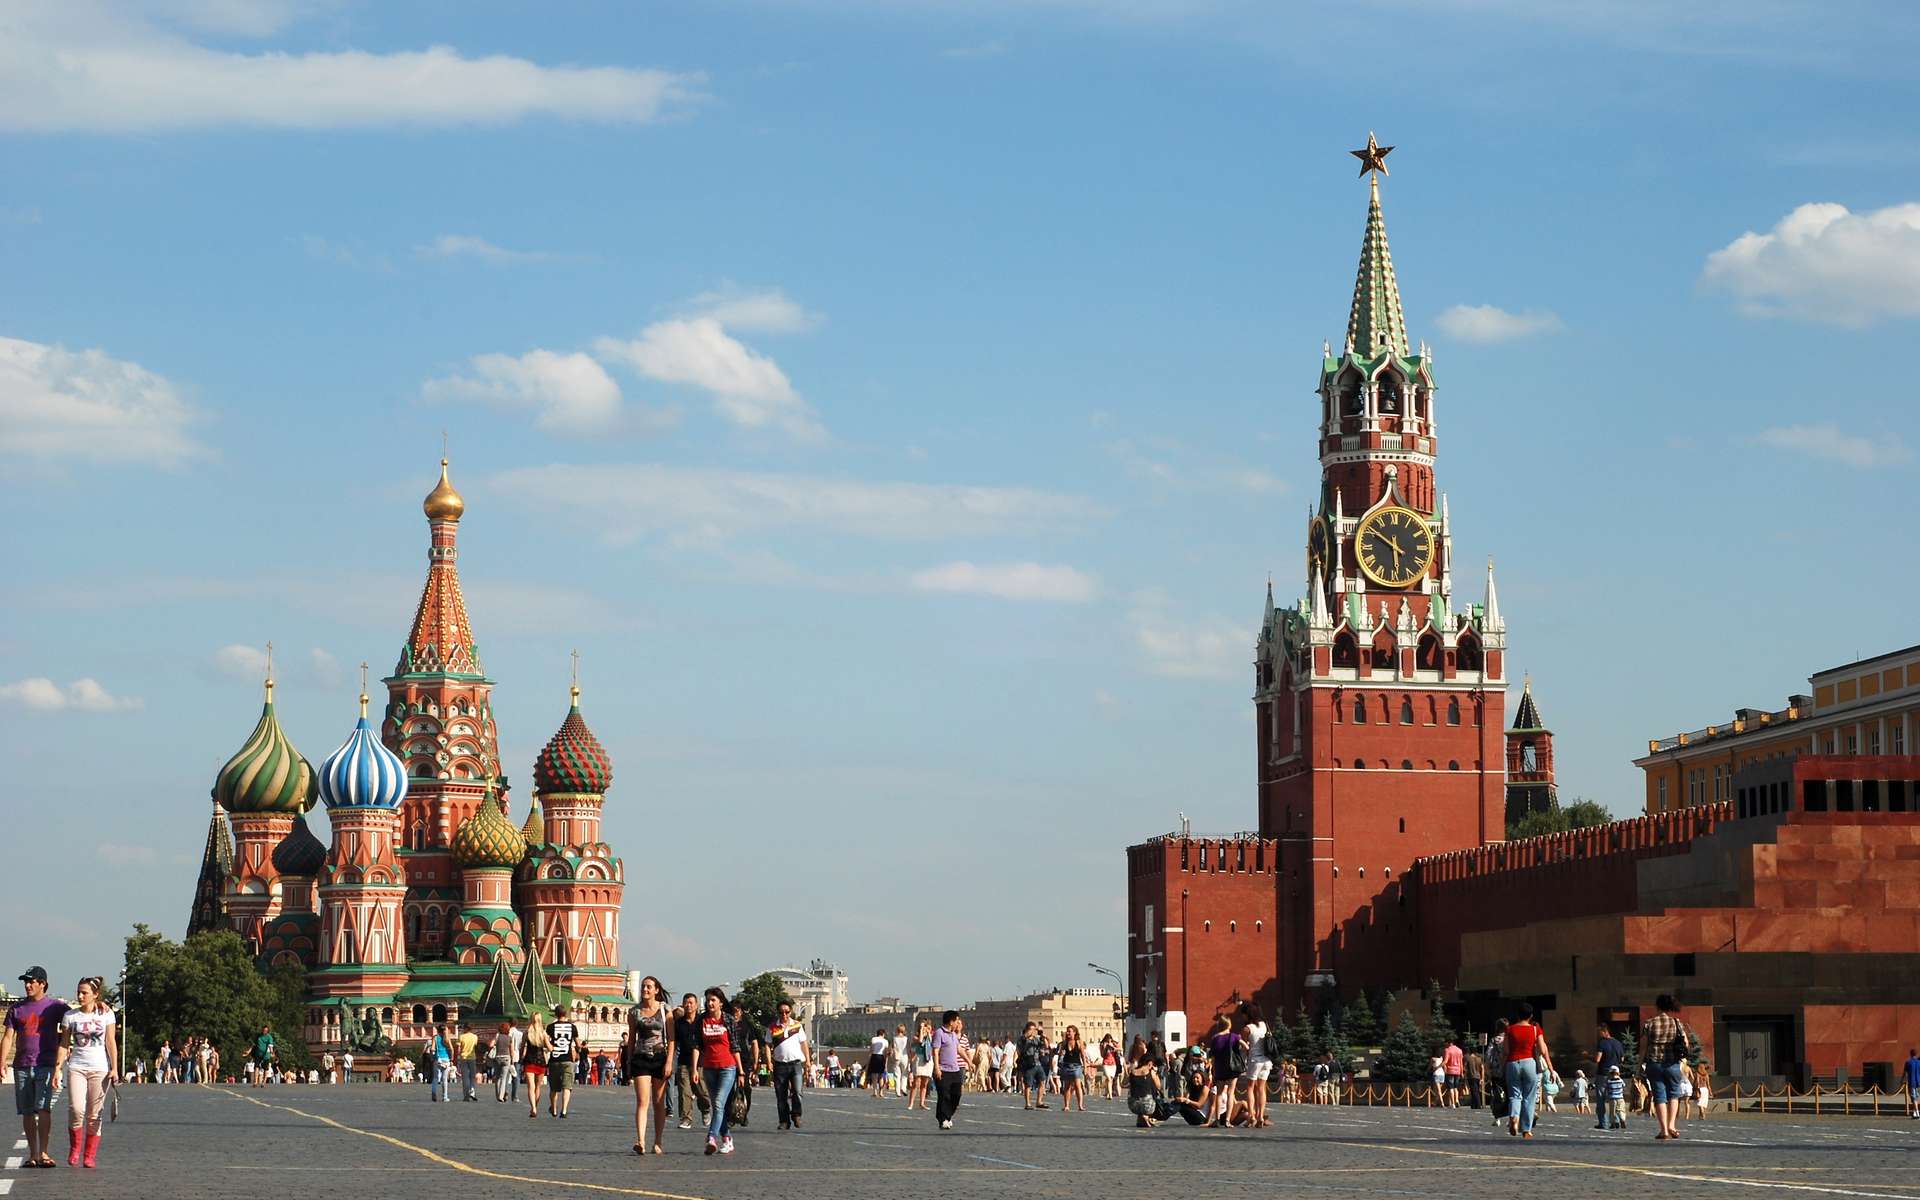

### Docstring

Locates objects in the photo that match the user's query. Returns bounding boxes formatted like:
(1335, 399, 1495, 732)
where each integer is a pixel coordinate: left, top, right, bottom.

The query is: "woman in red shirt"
(1502, 1003, 1553, 1138)
(694, 988, 743, 1156)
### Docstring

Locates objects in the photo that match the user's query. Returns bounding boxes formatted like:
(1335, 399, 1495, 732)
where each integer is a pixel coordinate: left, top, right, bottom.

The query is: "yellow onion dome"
(423, 457, 465, 522)
(452, 784, 525, 870)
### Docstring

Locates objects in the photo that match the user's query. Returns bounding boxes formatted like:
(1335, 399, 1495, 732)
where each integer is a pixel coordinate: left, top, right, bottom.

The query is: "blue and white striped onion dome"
(317, 704, 409, 811)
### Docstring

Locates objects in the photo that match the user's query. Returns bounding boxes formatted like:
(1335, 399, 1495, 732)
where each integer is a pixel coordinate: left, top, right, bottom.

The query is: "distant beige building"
(965, 989, 1122, 1046)
(813, 1003, 940, 1049)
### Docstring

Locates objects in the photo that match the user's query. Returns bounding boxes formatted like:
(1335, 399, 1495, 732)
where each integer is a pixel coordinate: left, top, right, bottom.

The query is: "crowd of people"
(16, 958, 1920, 1174)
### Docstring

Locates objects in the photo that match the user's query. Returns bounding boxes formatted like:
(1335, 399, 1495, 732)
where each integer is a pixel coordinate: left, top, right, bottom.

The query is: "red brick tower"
(517, 673, 625, 995)
(383, 457, 507, 958)
(1254, 134, 1507, 1007)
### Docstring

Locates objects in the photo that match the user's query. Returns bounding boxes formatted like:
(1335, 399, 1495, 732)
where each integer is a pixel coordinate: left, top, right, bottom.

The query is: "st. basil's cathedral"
(187, 460, 632, 1056)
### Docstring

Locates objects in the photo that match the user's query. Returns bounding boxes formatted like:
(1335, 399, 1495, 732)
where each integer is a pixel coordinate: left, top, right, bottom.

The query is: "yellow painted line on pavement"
(219, 1088, 710, 1200)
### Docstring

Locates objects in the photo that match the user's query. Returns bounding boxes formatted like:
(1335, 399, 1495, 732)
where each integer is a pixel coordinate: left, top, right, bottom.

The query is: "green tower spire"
(1345, 132, 1409, 359)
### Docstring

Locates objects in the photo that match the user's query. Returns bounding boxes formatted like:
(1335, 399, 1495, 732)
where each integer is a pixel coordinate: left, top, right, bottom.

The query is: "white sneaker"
(679, 1118, 694, 1130)
(720, 1137, 735, 1155)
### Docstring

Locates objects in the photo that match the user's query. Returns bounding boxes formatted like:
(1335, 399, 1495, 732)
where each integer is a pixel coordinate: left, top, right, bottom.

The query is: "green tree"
(1341, 991, 1381, 1047)
(262, 961, 315, 1073)
(121, 924, 286, 1073)
(732, 972, 793, 1033)
(1425, 984, 1456, 1056)
(1564, 799, 1612, 829)
(1507, 808, 1568, 839)
(1315, 1014, 1349, 1073)
(1289, 1003, 1315, 1062)
(1376, 1012, 1432, 1083)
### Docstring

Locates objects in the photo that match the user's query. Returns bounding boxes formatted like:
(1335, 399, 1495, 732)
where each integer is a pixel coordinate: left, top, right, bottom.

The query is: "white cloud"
(308, 647, 343, 687)
(0, 6, 704, 133)
(212, 643, 270, 680)
(1433, 303, 1564, 342)
(0, 334, 209, 467)
(415, 234, 576, 265)
(424, 349, 656, 437)
(1127, 592, 1246, 680)
(1232, 469, 1287, 495)
(0, 676, 142, 711)
(1749, 424, 1912, 469)
(909, 561, 1098, 602)
(595, 318, 824, 441)
(679, 285, 822, 334)
(494, 463, 1099, 543)
(1702, 202, 1920, 325)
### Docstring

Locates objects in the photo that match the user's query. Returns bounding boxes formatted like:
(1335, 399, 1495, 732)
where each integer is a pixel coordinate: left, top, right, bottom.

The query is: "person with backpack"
(1205, 1013, 1247, 1126)
(1641, 994, 1693, 1142)
(1484, 1019, 1509, 1123)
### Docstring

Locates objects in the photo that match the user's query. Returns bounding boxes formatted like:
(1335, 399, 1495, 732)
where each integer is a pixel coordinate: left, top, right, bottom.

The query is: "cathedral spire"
(1345, 133, 1410, 359)
(1512, 674, 1545, 731)
(187, 795, 234, 937)
(398, 455, 482, 677)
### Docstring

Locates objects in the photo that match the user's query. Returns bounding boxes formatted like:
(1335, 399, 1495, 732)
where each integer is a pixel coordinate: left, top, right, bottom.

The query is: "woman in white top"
(54, 976, 118, 1169)
(1240, 1003, 1274, 1129)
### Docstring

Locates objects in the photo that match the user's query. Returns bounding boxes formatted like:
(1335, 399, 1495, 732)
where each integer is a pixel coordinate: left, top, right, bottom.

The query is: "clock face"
(1354, 506, 1434, 589)
(1307, 516, 1330, 581)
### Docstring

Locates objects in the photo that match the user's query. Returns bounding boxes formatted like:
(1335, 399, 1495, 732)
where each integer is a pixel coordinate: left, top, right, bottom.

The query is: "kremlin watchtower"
(1130, 135, 1512, 1022)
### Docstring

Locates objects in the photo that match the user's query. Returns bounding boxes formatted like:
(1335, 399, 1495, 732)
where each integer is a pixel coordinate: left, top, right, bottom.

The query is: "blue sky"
(4, 0, 1919, 1005)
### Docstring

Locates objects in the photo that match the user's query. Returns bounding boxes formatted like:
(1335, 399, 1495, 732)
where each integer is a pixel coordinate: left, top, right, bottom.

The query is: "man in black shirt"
(547, 1004, 580, 1118)
(670, 993, 709, 1130)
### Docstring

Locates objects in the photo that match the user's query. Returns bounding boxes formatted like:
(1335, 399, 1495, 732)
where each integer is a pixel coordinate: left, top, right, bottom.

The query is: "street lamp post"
(1086, 962, 1125, 1019)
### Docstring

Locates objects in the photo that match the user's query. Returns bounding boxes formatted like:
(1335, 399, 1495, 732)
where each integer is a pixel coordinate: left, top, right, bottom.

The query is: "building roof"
(451, 779, 526, 869)
(1508, 676, 1546, 733)
(534, 686, 613, 796)
(471, 953, 530, 1021)
(1345, 174, 1409, 359)
(270, 813, 328, 876)
(215, 679, 316, 815)
(398, 458, 483, 677)
(317, 698, 409, 811)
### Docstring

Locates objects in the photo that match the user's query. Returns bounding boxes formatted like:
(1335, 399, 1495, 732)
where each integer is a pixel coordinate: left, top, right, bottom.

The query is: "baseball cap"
(18, 965, 47, 984)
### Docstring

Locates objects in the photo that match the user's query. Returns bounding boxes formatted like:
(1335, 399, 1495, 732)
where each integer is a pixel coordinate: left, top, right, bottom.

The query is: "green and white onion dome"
(215, 680, 317, 815)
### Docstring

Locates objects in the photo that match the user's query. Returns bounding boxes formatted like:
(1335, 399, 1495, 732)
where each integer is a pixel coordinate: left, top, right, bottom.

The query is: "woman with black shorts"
(627, 976, 671, 1155)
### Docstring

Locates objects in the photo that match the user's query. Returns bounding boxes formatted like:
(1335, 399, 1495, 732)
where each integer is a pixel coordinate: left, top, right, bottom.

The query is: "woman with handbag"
(1502, 1005, 1551, 1139)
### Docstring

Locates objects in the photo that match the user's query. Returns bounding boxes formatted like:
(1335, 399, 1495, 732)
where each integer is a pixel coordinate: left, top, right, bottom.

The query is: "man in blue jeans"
(2, 966, 69, 1169)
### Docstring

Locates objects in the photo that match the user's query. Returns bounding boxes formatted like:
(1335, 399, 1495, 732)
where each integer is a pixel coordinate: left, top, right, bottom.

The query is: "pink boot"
(68, 1127, 84, 1165)
(84, 1133, 100, 1168)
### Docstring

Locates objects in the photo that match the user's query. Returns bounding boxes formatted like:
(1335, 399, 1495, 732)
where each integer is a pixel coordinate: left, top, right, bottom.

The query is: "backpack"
(1226, 1037, 1249, 1076)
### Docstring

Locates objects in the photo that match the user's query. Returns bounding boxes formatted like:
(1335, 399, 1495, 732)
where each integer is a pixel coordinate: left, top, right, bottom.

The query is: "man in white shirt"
(341, 1050, 354, 1084)
(867, 1030, 889, 1098)
(767, 1001, 811, 1130)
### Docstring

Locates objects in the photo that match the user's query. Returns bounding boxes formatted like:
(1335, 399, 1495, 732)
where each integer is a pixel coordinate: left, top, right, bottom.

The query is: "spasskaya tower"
(1254, 133, 1508, 1006)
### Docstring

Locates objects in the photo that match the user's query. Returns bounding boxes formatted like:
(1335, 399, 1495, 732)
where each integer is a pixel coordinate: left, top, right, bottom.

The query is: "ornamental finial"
(264, 640, 275, 702)
(570, 648, 581, 708)
(1351, 131, 1393, 178)
(358, 661, 369, 719)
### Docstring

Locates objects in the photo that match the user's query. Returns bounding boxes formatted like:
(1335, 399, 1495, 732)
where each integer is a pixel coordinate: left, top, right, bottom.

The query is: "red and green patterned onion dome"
(216, 684, 317, 815)
(533, 688, 612, 795)
(270, 814, 328, 877)
(452, 792, 526, 870)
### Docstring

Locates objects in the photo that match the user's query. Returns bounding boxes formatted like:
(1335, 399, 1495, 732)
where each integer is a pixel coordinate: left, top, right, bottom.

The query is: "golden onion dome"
(452, 782, 526, 870)
(423, 457, 465, 522)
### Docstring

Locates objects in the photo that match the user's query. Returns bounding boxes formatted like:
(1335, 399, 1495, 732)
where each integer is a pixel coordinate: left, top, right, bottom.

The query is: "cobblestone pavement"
(5, 1083, 1918, 1199)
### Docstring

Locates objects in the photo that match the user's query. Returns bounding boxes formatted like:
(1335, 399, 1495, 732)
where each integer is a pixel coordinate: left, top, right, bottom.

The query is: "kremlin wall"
(190, 460, 632, 1058)
(1125, 147, 1920, 1091)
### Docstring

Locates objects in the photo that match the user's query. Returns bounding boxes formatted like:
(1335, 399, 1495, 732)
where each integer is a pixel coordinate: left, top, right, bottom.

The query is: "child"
(1603, 1065, 1627, 1130)
(1573, 1069, 1590, 1113)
